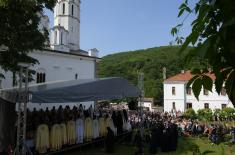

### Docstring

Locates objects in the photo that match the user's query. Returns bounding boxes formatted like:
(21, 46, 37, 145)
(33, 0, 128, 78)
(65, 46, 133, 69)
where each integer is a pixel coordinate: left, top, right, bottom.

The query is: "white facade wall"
(29, 50, 95, 81)
(186, 84, 232, 111)
(164, 81, 234, 112)
(0, 50, 97, 110)
(164, 82, 186, 112)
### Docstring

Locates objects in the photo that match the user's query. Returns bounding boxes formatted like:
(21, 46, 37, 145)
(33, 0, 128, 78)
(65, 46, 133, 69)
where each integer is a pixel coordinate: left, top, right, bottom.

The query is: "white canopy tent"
(0, 77, 140, 154)
(0, 77, 141, 104)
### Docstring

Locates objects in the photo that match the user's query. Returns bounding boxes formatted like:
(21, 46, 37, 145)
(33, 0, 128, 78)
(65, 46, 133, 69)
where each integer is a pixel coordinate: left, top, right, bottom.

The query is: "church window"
(75, 73, 78, 80)
(62, 3, 65, 14)
(72, 5, 74, 16)
(36, 69, 46, 83)
(36, 73, 46, 83)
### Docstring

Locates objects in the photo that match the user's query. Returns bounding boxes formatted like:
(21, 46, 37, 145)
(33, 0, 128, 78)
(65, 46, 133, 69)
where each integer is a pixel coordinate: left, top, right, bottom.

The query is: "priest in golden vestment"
(85, 117, 93, 141)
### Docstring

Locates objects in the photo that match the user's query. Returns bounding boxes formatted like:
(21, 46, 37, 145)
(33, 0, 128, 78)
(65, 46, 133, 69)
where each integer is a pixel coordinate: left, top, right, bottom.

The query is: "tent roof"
(0, 77, 141, 103)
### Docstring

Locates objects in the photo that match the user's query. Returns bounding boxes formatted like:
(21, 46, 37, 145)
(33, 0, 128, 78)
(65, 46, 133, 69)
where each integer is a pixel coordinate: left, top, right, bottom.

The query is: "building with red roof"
(163, 70, 233, 112)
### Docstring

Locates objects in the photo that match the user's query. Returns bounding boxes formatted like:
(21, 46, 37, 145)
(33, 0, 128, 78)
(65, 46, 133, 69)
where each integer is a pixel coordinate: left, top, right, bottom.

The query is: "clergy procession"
(26, 104, 131, 154)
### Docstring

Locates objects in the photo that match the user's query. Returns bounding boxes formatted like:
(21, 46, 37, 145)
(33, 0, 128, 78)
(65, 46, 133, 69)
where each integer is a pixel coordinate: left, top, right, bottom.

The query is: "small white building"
(163, 70, 234, 112)
(0, 0, 100, 110)
(138, 98, 154, 112)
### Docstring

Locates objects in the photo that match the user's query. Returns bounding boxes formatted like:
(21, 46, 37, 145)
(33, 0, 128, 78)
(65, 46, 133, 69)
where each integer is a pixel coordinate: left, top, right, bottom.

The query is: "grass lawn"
(65, 136, 235, 155)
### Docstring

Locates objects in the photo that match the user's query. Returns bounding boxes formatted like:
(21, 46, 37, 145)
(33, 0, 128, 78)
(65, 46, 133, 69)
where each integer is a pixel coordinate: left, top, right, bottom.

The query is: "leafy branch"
(172, 0, 235, 106)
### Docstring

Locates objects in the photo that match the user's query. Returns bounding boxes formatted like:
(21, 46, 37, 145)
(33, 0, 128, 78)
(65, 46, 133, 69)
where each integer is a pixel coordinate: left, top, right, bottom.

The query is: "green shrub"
(224, 134, 232, 142)
(197, 109, 213, 121)
(184, 108, 197, 119)
(222, 108, 235, 120)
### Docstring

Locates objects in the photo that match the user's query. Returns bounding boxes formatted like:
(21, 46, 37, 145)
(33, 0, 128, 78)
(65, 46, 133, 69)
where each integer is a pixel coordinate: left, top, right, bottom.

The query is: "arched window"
(62, 3, 65, 14)
(72, 4, 74, 16)
(36, 69, 46, 83)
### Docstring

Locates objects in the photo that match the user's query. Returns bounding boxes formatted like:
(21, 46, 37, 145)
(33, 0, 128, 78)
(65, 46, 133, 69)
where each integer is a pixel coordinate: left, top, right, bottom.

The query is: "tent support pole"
(15, 63, 31, 155)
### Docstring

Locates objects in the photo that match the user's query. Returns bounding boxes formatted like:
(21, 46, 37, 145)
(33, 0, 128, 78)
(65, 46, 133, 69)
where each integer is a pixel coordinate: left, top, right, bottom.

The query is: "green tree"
(98, 46, 190, 100)
(0, 0, 56, 85)
(172, 0, 235, 106)
(127, 97, 138, 110)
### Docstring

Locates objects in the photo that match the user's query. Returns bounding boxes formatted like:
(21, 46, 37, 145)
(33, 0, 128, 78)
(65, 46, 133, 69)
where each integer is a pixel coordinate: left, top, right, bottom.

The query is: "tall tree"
(172, 0, 235, 106)
(0, 0, 57, 84)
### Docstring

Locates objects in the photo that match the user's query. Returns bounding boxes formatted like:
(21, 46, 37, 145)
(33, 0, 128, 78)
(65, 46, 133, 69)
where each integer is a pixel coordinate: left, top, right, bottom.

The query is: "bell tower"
(51, 0, 80, 51)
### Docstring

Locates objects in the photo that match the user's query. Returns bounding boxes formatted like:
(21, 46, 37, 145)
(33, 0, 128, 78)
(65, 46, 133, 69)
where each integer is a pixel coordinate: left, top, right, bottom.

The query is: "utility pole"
(138, 71, 144, 154)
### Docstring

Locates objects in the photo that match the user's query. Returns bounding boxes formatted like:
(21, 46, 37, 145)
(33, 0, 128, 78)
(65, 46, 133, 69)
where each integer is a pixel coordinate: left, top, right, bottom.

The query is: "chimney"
(181, 70, 185, 74)
(163, 67, 166, 80)
(88, 48, 99, 57)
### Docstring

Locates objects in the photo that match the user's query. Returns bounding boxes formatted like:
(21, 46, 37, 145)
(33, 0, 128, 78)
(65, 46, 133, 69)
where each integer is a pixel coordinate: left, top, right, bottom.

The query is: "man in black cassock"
(169, 123, 178, 151)
(116, 111, 123, 134)
(105, 127, 115, 153)
(161, 124, 171, 152)
(149, 123, 163, 154)
(149, 126, 158, 154)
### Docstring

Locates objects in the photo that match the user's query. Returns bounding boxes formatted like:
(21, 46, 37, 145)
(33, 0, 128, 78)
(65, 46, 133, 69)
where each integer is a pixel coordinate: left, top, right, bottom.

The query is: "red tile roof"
(165, 70, 216, 81)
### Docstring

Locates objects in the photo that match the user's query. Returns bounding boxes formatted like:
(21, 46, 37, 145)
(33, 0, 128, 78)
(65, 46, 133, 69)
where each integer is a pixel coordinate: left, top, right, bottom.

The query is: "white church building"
(0, 0, 100, 109)
(163, 70, 234, 112)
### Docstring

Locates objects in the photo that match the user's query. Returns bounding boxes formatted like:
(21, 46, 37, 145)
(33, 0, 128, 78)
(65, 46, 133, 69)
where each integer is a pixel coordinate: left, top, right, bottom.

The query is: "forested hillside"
(98, 46, 192, 102)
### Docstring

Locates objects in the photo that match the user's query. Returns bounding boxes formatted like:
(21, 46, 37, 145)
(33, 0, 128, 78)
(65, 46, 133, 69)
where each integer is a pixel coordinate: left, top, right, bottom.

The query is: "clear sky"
(46, 0, 195, 57)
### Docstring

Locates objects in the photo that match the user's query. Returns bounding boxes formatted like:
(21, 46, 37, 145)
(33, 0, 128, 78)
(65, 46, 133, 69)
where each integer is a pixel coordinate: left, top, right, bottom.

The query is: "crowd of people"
(24, 106, 235, 155)
(25, 105, 131, 154)
(129, 111, 235, 154)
